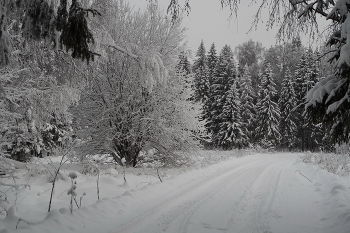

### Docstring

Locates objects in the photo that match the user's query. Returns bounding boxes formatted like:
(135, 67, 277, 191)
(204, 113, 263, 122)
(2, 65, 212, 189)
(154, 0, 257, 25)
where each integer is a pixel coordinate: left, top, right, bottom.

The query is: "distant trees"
(190, 39, 327, 151)
(165, 0, 350, 145)
(278, 69, 297, 149)
(239, 66, 256, 142)
(218, 81, 248, 149)
(235, 39, 264, 74)
(192, 40, 209, 103)
(255, 63, 281, 149)
(294, 50, 320, 151)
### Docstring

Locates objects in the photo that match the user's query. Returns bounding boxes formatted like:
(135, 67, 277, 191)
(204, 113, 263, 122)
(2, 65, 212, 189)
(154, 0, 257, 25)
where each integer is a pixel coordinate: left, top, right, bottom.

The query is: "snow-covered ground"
(1, 152, 350, 233)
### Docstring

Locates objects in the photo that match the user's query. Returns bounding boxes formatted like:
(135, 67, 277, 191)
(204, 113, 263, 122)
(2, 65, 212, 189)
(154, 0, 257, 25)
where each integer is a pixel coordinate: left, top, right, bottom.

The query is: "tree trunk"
(114, 140, 141, 167)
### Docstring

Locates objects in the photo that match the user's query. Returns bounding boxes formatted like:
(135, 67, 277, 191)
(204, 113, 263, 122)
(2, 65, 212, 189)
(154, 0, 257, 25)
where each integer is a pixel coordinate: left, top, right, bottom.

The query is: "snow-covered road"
(5, 153, 350, 233)
(113, 153, 330, 233)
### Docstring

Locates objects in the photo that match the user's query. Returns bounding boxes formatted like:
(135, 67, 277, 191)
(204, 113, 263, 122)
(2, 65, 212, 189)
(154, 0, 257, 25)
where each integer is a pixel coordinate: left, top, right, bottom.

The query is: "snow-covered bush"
(138, 150, 194, 168)
(27, 157, 67, 183)
(301, 151, 315, 164)
(72, 0, 199, 168)
(0, 156, 30, 215)
(301, 152, 350, 177)
(251, 143, 271, 154)
(82, 162, 99, 176)
(335, 144, 350, 155)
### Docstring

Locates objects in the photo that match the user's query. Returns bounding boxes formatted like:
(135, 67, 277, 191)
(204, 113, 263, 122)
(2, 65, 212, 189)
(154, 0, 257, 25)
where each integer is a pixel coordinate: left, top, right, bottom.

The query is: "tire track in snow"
(114, 158, 267, 233)
(224, 160, 289, 233)
(166, 161, 270, 233)
(114, 155, 293, 233)
(179, 159, 289, 233)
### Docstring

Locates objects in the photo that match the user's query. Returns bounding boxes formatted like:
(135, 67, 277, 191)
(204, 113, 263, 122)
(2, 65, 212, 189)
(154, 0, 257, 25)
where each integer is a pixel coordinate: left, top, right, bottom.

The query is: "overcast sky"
(132, 0, 325, 55)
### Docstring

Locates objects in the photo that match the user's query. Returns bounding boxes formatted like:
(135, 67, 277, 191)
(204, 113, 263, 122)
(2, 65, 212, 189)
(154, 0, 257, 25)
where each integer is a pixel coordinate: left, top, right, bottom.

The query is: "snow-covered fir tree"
(207, 43, 218, 82)
(217, 81, 248, 149)
(199, 43, 218, 145)
(278, 68, 297, 150)
(176, 51, 191, 76)
(294, 50, 319, 105)
(255, 63, 281, 149)
(239, 65, 256, 143)
(175, 51, 192, 90)
(192, 40, 209, 102)
(294, 49, 320, 151)
(209, 44, 236, 147)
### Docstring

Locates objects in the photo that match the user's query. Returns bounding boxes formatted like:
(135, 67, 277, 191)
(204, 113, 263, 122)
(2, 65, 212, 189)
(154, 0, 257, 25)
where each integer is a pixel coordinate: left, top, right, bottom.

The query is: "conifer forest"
(189, 39, 328, 152)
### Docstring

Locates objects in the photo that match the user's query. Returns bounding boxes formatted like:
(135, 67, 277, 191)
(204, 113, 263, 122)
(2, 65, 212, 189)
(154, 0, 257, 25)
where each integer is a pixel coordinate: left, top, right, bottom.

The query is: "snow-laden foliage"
(1, 73, 79, 161)
(192, 40, 209, 103)
(218, 81, 249, 149)
(301, 151, 350, 177)
(287, 0, 350, 144)
(208, 45, 237, 147)
(0, 0, 100, 66)
(90, 0, 183, 93)
(279, 69, 298, 149)
(0, 156, 29, 215)
(293, 50, 322, 151)
(239, 65, 256, 142)
(305, 75, 347, 112)
(72, 1, 198, 167)
(255, 63, 281, 149)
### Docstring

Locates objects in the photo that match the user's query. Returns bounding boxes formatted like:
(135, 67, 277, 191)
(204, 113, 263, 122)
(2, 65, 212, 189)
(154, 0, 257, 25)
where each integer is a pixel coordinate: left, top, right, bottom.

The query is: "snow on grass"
(0, 150, 243, 231)
(300, 151, 350, 177)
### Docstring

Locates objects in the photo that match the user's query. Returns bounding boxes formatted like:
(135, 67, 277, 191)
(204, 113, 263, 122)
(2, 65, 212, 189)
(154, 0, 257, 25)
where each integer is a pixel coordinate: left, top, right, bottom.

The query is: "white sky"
(132, 0, 327, 54)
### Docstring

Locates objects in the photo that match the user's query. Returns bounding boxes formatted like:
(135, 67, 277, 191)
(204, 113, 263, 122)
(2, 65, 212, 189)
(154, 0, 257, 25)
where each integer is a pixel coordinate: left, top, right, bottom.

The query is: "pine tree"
(192, 40, 208, 102)
(255, 63, 281, 149)
(217, 81, 248, 149)
(278, 68, 297, 150)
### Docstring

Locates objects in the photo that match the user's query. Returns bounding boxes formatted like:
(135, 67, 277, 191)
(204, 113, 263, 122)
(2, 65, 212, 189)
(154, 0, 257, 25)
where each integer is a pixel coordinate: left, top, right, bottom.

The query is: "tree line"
(2, 0, 350, 167)
(183, 38, 333, 151)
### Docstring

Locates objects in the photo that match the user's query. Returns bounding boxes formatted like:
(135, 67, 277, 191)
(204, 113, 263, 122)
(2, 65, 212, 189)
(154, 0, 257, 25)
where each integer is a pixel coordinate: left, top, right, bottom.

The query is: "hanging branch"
(107, 44, 140, 61)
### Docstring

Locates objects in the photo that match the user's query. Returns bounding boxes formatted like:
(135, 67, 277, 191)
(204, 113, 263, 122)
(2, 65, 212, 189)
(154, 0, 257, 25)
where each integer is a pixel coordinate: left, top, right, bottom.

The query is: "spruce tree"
(176, 51, 191, 75)
(192, 40, 209, 102)
(209, 44, 236, 147)
(207, 43, 218, 81)
(294, 49, 320, 151)
(217, 81, 248, 149)
(200, 43, 218, 144)
(240, 65, 256, 143)
(176, 51, 192, 90)
(278, 68, 297, 150)
(0, 0, 100, 66)
(255, 63, 281, 149)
